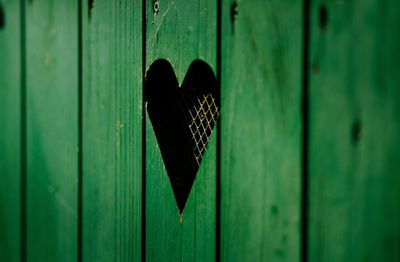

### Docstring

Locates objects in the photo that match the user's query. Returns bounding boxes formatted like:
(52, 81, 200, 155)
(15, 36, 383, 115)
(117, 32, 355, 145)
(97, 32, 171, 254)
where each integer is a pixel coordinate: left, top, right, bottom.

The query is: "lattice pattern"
(177, 87, 219, 167)
(145, 59, 220, 212)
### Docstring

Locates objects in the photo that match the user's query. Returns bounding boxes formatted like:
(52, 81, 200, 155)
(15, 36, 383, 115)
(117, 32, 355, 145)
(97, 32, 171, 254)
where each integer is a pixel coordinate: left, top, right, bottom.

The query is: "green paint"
(25, 0, 78, 261)
(145, 0, 217, 260)
(0, 1, 399, 261)
(308, 1, 400, 261)
(0, 0, 21, 261)
(220, 0, 303, 261)
(81, 0, 142, 261)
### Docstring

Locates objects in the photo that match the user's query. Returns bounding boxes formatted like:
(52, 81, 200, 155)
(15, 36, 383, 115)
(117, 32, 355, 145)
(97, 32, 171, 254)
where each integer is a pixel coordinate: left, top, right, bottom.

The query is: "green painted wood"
(0, 0, 21, 261)
(307, 1, 400, 261)
(81, 0, 142, 261)
(145, 0, 217, 261)
(25, 0, 78, 261)
(220, 0, 303, 261)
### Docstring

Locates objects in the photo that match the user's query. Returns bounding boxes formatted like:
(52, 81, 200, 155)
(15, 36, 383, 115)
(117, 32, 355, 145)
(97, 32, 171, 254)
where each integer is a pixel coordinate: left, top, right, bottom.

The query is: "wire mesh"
(177, 85, 220, 167)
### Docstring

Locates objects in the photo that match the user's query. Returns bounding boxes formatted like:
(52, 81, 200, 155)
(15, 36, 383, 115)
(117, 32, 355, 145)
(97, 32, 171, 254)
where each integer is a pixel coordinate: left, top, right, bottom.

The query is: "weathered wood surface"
(145, 0, 217, 261)
(307, 0, 400, 261)
(81, 0, 142, 261)
(220, 0, 303, 261)
(25, 0, 78, 261)
(0, 0, 21, 261)
(0, 1, 399, 261)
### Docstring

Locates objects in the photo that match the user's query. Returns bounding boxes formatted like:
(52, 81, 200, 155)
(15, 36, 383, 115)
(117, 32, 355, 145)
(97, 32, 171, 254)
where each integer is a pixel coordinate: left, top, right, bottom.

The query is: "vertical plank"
(25, 0, 78, 261)
(308, 0, 400, 261)
(0, 0, 21, 261)
(220, 0, 303, 261)
(81, 0, 142, 261)
(145, 0, 217, 261)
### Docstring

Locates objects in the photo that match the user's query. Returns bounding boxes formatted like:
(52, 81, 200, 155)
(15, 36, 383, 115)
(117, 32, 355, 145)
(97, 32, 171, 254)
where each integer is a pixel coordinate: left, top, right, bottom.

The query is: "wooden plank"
(81, 0, 142, 261)
(144, 0, 217, 261)
(307, 1, 400, 261)
(0, 0, 21, 261)
(220, 0, 303, 261)
(25, 0, 78, 261)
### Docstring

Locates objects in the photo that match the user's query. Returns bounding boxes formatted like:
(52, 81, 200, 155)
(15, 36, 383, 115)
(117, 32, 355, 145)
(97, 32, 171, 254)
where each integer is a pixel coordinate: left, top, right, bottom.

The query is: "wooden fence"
(0, 0, 399, 261)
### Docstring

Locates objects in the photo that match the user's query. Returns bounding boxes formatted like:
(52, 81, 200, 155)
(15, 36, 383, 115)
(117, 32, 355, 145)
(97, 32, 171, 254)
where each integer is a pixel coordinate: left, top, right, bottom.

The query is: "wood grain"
(220, 0, 303, 261)
(145, 0, 217, 260)
(307, 0, 400, 261)
(0, 0, 21, 261)
(25, 0, 78, 261)
(81, 0, 142, 261)
(1, 2, 399, 261)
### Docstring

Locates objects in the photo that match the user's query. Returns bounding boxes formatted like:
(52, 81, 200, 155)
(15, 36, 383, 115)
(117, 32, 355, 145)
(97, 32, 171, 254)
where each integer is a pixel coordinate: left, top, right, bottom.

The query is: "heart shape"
(145, 59, 220, 213)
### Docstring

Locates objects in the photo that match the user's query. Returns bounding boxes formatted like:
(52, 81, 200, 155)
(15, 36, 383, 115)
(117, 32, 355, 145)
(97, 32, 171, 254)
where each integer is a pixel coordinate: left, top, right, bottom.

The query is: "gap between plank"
(77, 0, 83, 261)
(301, 0, 311, 261)
(20, 0, 27, 260)
(215, 0, 222, 261)
(141, 0, 147, 261)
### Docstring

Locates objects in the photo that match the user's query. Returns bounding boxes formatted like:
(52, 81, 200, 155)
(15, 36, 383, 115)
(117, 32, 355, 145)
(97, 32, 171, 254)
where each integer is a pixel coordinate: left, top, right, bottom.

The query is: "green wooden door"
(0, 0, 399, 261)
(25, 1, 79, 260)
(144, 1, 217, 261)
(307, 1, 400, 261)
(220, 0, 303, 260)
(81, 1, 142, 261)
(0, 0, 21, 261)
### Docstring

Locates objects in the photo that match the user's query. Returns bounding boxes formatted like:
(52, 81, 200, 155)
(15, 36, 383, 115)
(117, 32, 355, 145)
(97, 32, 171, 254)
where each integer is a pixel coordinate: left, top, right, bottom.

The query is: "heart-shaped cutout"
(145, 59, 220, 213)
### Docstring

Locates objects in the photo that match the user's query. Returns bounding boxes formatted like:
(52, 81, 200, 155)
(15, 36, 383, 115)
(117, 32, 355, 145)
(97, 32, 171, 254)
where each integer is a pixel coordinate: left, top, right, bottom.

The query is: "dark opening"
(145, 59, 220, 213)
(0, 4, 5, 29)
(230, 2, 238, 24)
(88, 0, 94, 18)
(319, 5, 328, 32)
(351, 120, 362, 145)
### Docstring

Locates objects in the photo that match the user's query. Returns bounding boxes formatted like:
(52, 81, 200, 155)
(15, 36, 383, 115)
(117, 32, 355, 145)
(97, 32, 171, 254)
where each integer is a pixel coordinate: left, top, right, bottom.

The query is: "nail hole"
(319, 5, 328, 32)
(153, 1, 160, 15)
(351, 121, 362, 145)
(88, 0, 94, 18)
(311, 61, 319, 73)
(230, 2, 238, 23)
(0, 4, 5, 29)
